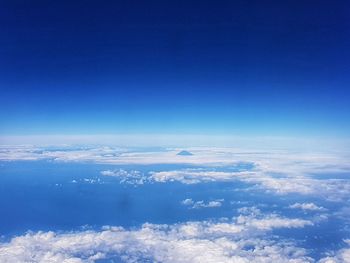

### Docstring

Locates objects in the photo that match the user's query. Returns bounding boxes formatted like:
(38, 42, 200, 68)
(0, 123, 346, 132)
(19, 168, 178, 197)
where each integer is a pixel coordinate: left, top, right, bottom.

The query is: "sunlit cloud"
(0, 211, 315, 263)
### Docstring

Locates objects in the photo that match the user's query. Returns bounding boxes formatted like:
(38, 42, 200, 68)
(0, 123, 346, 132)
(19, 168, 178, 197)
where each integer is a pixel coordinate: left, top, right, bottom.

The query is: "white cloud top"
(289, 203, 326, 211)
(181, 198, 224, 209)
(2, 145, 350, 201)
(0, 211, 314, 263)
(0, 145, 349, 262)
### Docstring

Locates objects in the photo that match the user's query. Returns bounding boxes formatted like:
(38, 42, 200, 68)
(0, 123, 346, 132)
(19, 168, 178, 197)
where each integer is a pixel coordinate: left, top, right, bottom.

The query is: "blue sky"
(1, 0, 349, 138)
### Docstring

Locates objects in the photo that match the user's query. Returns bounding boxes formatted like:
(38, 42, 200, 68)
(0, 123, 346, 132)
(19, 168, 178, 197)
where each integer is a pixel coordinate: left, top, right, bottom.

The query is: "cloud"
(204, 200, 223, 208)
(0, 145, 246, 165)
(2, 145, 349, 172)
(150, 169, 249, 184)
(318, 239, 350, 263)
(237, 206, 262, 216)
(2, 145, 350, 201)
(181, 198, 224, 209)
(101, 169, 147, 185)
(181, 198, 194, 206)
(150, 168, 350, 201)
(236, 214, 312, 231)
(1, 145, 349, 262)
(289, 203, 326, 212)
(0, 212, 314, 263)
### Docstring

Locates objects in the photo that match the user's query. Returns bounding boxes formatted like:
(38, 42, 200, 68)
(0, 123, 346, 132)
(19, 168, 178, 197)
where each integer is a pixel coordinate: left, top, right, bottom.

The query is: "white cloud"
(150, 168, 350, 201)
(181, 198, 224, 209)
(2, 145, 349, 172)
(2, 145, 350, 201)
(181, 198, 194, 206)
(206, 200, 223, 208)
(237, 206, 262, 216)
(318, 239, 350, 263)
(1, 145, 349, 262)
(150, 169, 249, 184)
(2, 134, 350, 151)
(289, 203, 326, 212)
(0, 212, 314, 263)
(236, 214, 313, 231)
(101, 169, 147, 185)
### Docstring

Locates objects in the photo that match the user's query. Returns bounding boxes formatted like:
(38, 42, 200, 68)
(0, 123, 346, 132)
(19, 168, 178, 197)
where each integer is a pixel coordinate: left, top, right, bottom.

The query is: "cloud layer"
(0, 211, 315, 263)
(1, 145, 350, 262)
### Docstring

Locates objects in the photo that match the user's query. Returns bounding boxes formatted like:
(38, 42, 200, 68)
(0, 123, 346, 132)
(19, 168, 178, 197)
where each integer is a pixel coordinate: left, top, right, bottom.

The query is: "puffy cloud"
(101, 169, 147, 185)
(289, 203, 326, 212)
(151, 168, 350, 201)
(181, 198, 194, 206)
(205, 200, 223, 208)
(0, 212, 314, 263)
(68, 178, 102, 185)
(236, 214, 312, 231)
(1, 145, 350, 262)
(181, 198, 224, 209)
(318, 240, 350, 263)
(237, 206, 263, 217)
(150, 169, 249, 184)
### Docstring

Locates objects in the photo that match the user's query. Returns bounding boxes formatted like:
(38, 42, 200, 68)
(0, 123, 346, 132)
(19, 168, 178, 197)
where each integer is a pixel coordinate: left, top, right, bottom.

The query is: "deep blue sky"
(1, 0, 349, 137)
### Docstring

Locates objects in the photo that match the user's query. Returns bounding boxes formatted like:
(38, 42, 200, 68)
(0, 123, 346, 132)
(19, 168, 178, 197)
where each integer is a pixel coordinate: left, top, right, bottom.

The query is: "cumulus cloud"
(318, 239, 350, 263)
(237, 206, 262, 216)
(1, 145, 350, 262)
(150, 169, 248, 184)
(181, 198, 224, 209)
(150, 168, 350, 201)
(0, 212, 314, 263)
(181, 198, 194, 206)
(289, 203, 326, 212)
(101, 169, 147, 185)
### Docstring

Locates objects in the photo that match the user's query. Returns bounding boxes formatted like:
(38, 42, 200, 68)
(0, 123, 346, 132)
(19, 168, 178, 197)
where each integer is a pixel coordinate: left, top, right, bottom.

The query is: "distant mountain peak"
(176, 150, 193, 156)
